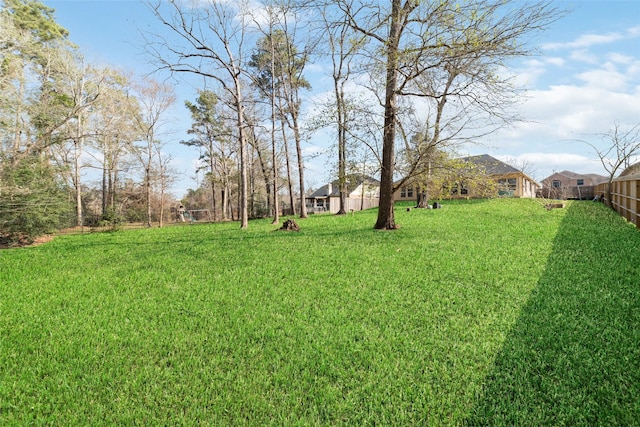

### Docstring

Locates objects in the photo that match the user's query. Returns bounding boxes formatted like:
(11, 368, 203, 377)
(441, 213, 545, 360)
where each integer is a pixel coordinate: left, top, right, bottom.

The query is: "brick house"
(540, 171, 608, 200)
(395, 154, 540, 202)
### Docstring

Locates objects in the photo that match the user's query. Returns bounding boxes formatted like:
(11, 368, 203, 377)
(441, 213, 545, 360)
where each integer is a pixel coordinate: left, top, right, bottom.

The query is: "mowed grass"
(1, 199, 638, 425)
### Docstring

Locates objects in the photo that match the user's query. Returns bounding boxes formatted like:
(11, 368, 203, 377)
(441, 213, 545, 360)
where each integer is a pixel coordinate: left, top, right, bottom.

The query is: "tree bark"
(374, 0, 402, 230)
(233, 76, 249, 229)
(291, 108, 307, 218)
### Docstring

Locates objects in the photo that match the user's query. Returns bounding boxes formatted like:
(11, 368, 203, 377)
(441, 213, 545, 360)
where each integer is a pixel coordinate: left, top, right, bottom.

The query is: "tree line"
(0, 0, 180, 242)
(1, 0, 562, 243)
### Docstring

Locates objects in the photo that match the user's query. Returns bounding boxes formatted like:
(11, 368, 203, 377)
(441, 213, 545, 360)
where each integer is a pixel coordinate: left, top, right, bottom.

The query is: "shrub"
(0, 155, 71, 243)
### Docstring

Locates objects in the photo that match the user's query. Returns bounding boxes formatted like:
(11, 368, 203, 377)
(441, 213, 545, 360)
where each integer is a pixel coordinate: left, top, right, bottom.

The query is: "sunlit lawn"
(1, 199, 638, 425)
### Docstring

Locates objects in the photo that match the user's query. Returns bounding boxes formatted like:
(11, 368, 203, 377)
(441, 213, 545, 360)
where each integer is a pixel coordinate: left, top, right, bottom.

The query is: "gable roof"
(554, 170, 581, 179)
(543, 171, 608, 183)
(620, 162, 640, 178)
(461, 154, 520, 175)
(308, 184, 338, 198)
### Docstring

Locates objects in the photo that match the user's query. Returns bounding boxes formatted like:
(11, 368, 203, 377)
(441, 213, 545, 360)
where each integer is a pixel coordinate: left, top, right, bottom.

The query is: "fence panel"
(596, 177, 640, 228)
(344, 198, 379, 213)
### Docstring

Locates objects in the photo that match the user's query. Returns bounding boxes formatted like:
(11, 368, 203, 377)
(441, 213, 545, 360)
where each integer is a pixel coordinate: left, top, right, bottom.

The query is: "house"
(306, 175, 380, 214)
(394, 154, 540, 201)
(460, 154, 540, 198)
(540, 171, 608, 200)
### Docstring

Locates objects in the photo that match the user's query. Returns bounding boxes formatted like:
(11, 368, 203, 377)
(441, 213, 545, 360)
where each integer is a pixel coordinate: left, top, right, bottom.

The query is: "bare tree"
(129, 77, 176, 227)
(503, 156, 538, 181)
(155, 148, 177, 228)
(580, 123, 640, 206)
(279, 5, 312, 219)
(87, 71, 139, 218)
(183, 90, 236, 222)
(250, 0, 313, 219)
(56, 56, 117, 227)
(243, 104, 274, 219)
(249, 5, 282, 224)
(146, 0, 252, 228)
(318, 3, 365, 215)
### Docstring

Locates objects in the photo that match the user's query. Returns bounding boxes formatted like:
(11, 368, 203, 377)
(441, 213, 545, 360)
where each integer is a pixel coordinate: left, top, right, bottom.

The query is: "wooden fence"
(595, 175, 640, 228)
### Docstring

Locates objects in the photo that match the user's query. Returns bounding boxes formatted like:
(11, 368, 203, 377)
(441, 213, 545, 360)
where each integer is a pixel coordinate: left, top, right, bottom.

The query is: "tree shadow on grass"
(467, 202, 640, 425)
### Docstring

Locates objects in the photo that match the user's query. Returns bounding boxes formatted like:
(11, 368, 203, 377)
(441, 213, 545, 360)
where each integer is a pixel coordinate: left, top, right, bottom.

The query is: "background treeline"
(0, 0, 328, 243)
(0, 0, 186, 242)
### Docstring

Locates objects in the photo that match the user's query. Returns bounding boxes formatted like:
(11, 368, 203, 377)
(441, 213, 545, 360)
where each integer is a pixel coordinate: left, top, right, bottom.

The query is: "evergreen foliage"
(0, 154, 70, 242)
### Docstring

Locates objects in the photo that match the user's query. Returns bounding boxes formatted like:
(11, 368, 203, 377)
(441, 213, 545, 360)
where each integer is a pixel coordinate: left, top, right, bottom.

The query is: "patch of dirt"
(0, 233, 54, 249)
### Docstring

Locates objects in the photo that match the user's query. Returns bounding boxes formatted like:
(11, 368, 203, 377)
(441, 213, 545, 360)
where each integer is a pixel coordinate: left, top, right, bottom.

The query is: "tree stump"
(279, 219, 300, 231)
(544, 203, 565, 210)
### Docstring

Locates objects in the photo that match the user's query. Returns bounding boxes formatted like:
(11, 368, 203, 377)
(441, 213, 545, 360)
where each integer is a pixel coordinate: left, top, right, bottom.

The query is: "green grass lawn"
(1, 199, 639, 425)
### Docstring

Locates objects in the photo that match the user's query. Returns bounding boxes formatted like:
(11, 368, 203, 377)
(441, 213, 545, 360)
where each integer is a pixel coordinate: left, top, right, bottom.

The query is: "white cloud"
(625, 25, 640, 38)
(569, 49, 599, 64)
(511, 59, 547, 86)
(543, 31, 624, 51)
(576, 68, 628, 91)
(628, 62, 640, 79)
(607, 52, 635, 65)
(545, 57, 565, 67)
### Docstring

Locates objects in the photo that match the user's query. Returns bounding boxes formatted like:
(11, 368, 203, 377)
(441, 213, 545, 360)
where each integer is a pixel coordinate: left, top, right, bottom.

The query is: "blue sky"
(43, 0, 640, 196)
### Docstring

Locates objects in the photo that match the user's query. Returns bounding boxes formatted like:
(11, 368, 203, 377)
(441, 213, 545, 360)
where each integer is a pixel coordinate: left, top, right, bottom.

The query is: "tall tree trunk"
(280, 120, 295, 216)
(233, 77, 249, 229)
(109, 162, 116, 213)
(272, 133, 280, 222)
(144, 130, 153, 228)
(269, 27, 280, 224)
(221, 186, 229, 221)
(145, 165, 152, 227)
(74, 119, 83, 227)
(12, 76, 26, 162)
(245, 115, 272, 218)
(291, 109, 307, 218)
(102, 159, 108, 216)
(254, 140, 272, 218)
(375, 0, 401, 230)
(159, 186, 165, 228)
(211, 180, 217, 221)
(220, 143, 229, 221)
(209, 151, 218, 221)
(335, 78, 347, 215)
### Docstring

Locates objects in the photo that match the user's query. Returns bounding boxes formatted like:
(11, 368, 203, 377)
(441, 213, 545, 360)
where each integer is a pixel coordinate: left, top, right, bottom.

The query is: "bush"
(100, 206, 124, 231)
(0, 155, 71, 243)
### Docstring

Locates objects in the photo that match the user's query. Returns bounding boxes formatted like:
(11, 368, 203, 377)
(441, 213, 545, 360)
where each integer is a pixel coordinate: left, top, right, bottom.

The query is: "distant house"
(306, 175, 380, 214)
(540, 171, 608, 200)
(394, 154, 540, 201)
(461, 154, 540, 198)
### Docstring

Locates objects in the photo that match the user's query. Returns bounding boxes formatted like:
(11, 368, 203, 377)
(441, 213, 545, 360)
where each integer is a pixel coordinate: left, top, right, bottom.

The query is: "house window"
(577, 179, 584, 186)
(458, 181, 468, 195)
(498, 178, 517, 190)
(552, 180, 561, 188)
(497, 178, 517, 196)
(400, 186, 414, 198)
